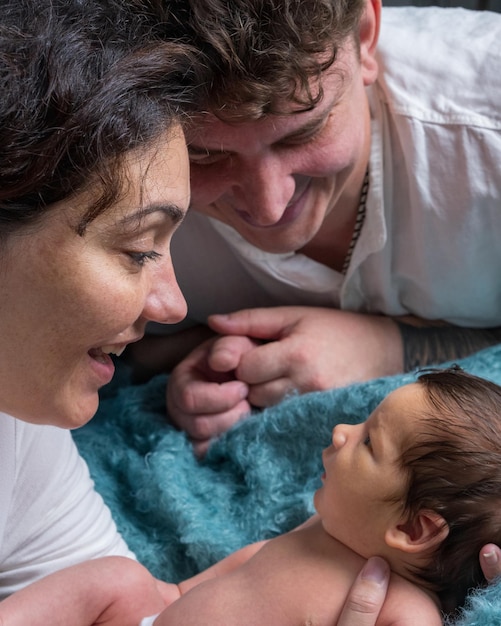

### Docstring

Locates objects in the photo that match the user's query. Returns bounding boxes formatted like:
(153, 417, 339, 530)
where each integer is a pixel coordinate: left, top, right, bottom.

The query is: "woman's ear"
(359, 0, 381, 86)
(385, 511, 449, 554)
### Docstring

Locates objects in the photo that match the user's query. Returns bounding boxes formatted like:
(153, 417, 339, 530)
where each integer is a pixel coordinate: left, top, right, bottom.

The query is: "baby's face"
(314, 383, 426, 558)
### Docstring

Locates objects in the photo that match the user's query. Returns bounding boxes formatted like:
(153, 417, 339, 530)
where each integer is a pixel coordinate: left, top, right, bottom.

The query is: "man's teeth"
(100, 345, 126, 357)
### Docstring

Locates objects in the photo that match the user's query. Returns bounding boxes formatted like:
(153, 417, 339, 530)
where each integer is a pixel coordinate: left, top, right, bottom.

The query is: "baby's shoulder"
(379, 573, 442, 626)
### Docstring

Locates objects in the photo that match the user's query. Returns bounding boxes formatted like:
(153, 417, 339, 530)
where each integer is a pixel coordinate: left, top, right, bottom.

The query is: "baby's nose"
(331, 425, 347, 449)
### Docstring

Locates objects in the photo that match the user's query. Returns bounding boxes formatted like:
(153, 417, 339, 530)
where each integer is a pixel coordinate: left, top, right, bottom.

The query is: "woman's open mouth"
(88, 344, 127, 362)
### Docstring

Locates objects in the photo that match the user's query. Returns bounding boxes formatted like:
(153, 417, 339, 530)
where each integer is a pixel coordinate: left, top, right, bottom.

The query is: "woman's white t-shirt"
(0, 411, 133, 599)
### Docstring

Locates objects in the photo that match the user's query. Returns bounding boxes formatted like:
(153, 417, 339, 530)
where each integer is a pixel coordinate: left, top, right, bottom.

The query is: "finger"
(207, 335, 258, 373)
(208, 307, 301, 340)
(190, 400, 253, 457)
(178, 337, 238, 384)
(337, 557, 389, 626)
(247, 377, 296, 408)
(167, 378, 249, 418)
(172, 336, 248, 385)
(236, 340, 289, 385)
(480, 544, 501, 582)
(191, 438, 212, 458)
(184, 398, 251, 441)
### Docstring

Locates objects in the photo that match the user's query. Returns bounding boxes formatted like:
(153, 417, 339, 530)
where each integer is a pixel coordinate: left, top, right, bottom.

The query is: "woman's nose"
(143, 260, 187, 325)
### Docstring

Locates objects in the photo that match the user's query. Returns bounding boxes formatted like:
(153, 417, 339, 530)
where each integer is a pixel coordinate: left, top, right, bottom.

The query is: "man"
(130, 0, 501, 454)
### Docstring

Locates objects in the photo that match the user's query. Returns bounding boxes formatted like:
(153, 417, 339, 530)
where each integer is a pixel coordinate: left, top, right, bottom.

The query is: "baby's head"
(316, 366, 501, 612)
(398, 367, 501, 609)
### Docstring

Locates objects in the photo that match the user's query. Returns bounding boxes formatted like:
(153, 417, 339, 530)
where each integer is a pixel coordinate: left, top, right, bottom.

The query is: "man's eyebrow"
(188, 106, 334, 155)
(278, 110, 331, 143)
(119, 203, 185, 226)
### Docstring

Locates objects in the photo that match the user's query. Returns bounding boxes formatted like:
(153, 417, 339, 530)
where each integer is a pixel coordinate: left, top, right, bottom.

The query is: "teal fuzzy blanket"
(73, 345, 501, 625)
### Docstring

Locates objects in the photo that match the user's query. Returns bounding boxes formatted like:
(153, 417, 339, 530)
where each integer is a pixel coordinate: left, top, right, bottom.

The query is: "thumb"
(480, 544, 501, 582)
(208, 307, 297, 340)
(207, 335, 258, 373)
(337, 557, 389, 626)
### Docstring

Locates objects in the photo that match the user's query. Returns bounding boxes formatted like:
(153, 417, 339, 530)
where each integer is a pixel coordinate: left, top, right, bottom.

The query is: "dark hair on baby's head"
(399, 366, 501, 610)
(0, 0, 206, 237)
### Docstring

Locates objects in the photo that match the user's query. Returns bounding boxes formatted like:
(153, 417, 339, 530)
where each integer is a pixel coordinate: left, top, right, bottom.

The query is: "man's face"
(186, 39, 377, 255)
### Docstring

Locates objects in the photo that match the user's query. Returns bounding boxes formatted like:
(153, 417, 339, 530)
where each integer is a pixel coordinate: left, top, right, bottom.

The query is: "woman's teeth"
(100, 345, 126, 357)
(88, 345, 126, 361)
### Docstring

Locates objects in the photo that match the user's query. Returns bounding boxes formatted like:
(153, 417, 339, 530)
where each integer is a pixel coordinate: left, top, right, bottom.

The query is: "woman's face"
(0, 129, 190, 428)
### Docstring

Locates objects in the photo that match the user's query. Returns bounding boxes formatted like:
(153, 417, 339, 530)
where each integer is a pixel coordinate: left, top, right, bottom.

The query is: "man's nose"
(230, 153, 296, 226)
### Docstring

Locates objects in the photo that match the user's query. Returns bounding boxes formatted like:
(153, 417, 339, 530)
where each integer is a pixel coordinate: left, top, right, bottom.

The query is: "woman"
(0, 0, 201, 620)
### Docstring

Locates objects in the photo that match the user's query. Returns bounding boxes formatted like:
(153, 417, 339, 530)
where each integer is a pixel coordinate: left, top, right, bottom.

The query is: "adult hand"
(337, 556, 389, 626)
(166, 335, 257, 456)
(333, 545, 501, 626)
(208, 306, 403, 407)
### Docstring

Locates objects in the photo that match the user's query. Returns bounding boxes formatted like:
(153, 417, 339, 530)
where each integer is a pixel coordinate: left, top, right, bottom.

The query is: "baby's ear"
(385, 511, 449, 554)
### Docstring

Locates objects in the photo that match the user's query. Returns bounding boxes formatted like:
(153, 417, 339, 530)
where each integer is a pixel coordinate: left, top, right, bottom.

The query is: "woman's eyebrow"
(120, 203, 186, 226)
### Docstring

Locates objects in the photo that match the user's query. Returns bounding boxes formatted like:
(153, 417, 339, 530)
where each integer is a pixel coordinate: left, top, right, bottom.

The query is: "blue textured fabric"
(72, 345, 501, 625)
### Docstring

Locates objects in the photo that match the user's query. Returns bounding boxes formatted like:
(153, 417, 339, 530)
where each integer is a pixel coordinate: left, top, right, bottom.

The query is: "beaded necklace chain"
(341, 167, 370, 275)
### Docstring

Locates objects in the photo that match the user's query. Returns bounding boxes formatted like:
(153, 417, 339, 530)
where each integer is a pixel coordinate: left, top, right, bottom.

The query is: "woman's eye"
(127, 250, 162, 267)
(363, 435, 371, 447)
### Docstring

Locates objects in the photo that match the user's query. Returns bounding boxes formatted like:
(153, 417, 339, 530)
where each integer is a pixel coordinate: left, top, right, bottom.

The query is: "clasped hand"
(166, 306, 402, 455)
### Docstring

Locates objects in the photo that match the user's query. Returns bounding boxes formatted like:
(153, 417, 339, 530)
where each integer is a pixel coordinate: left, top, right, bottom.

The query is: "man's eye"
(127, 250, 162, 267)
(280, 128, 323, 147)
(188, 151, 229, 166)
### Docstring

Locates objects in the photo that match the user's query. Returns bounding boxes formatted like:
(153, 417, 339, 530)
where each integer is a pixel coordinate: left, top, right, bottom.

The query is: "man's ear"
(359, 0, 381, 86)
(385, 511, 449, 554)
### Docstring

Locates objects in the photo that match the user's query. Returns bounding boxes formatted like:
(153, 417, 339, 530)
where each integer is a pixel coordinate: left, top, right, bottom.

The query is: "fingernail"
(361, 557, 389, 585)
(483, 549, 499, 566)
(238, 384, 249, 399)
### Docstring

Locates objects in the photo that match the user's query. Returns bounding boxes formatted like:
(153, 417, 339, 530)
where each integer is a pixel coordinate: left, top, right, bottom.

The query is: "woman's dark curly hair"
(0, 0, 207, 237)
